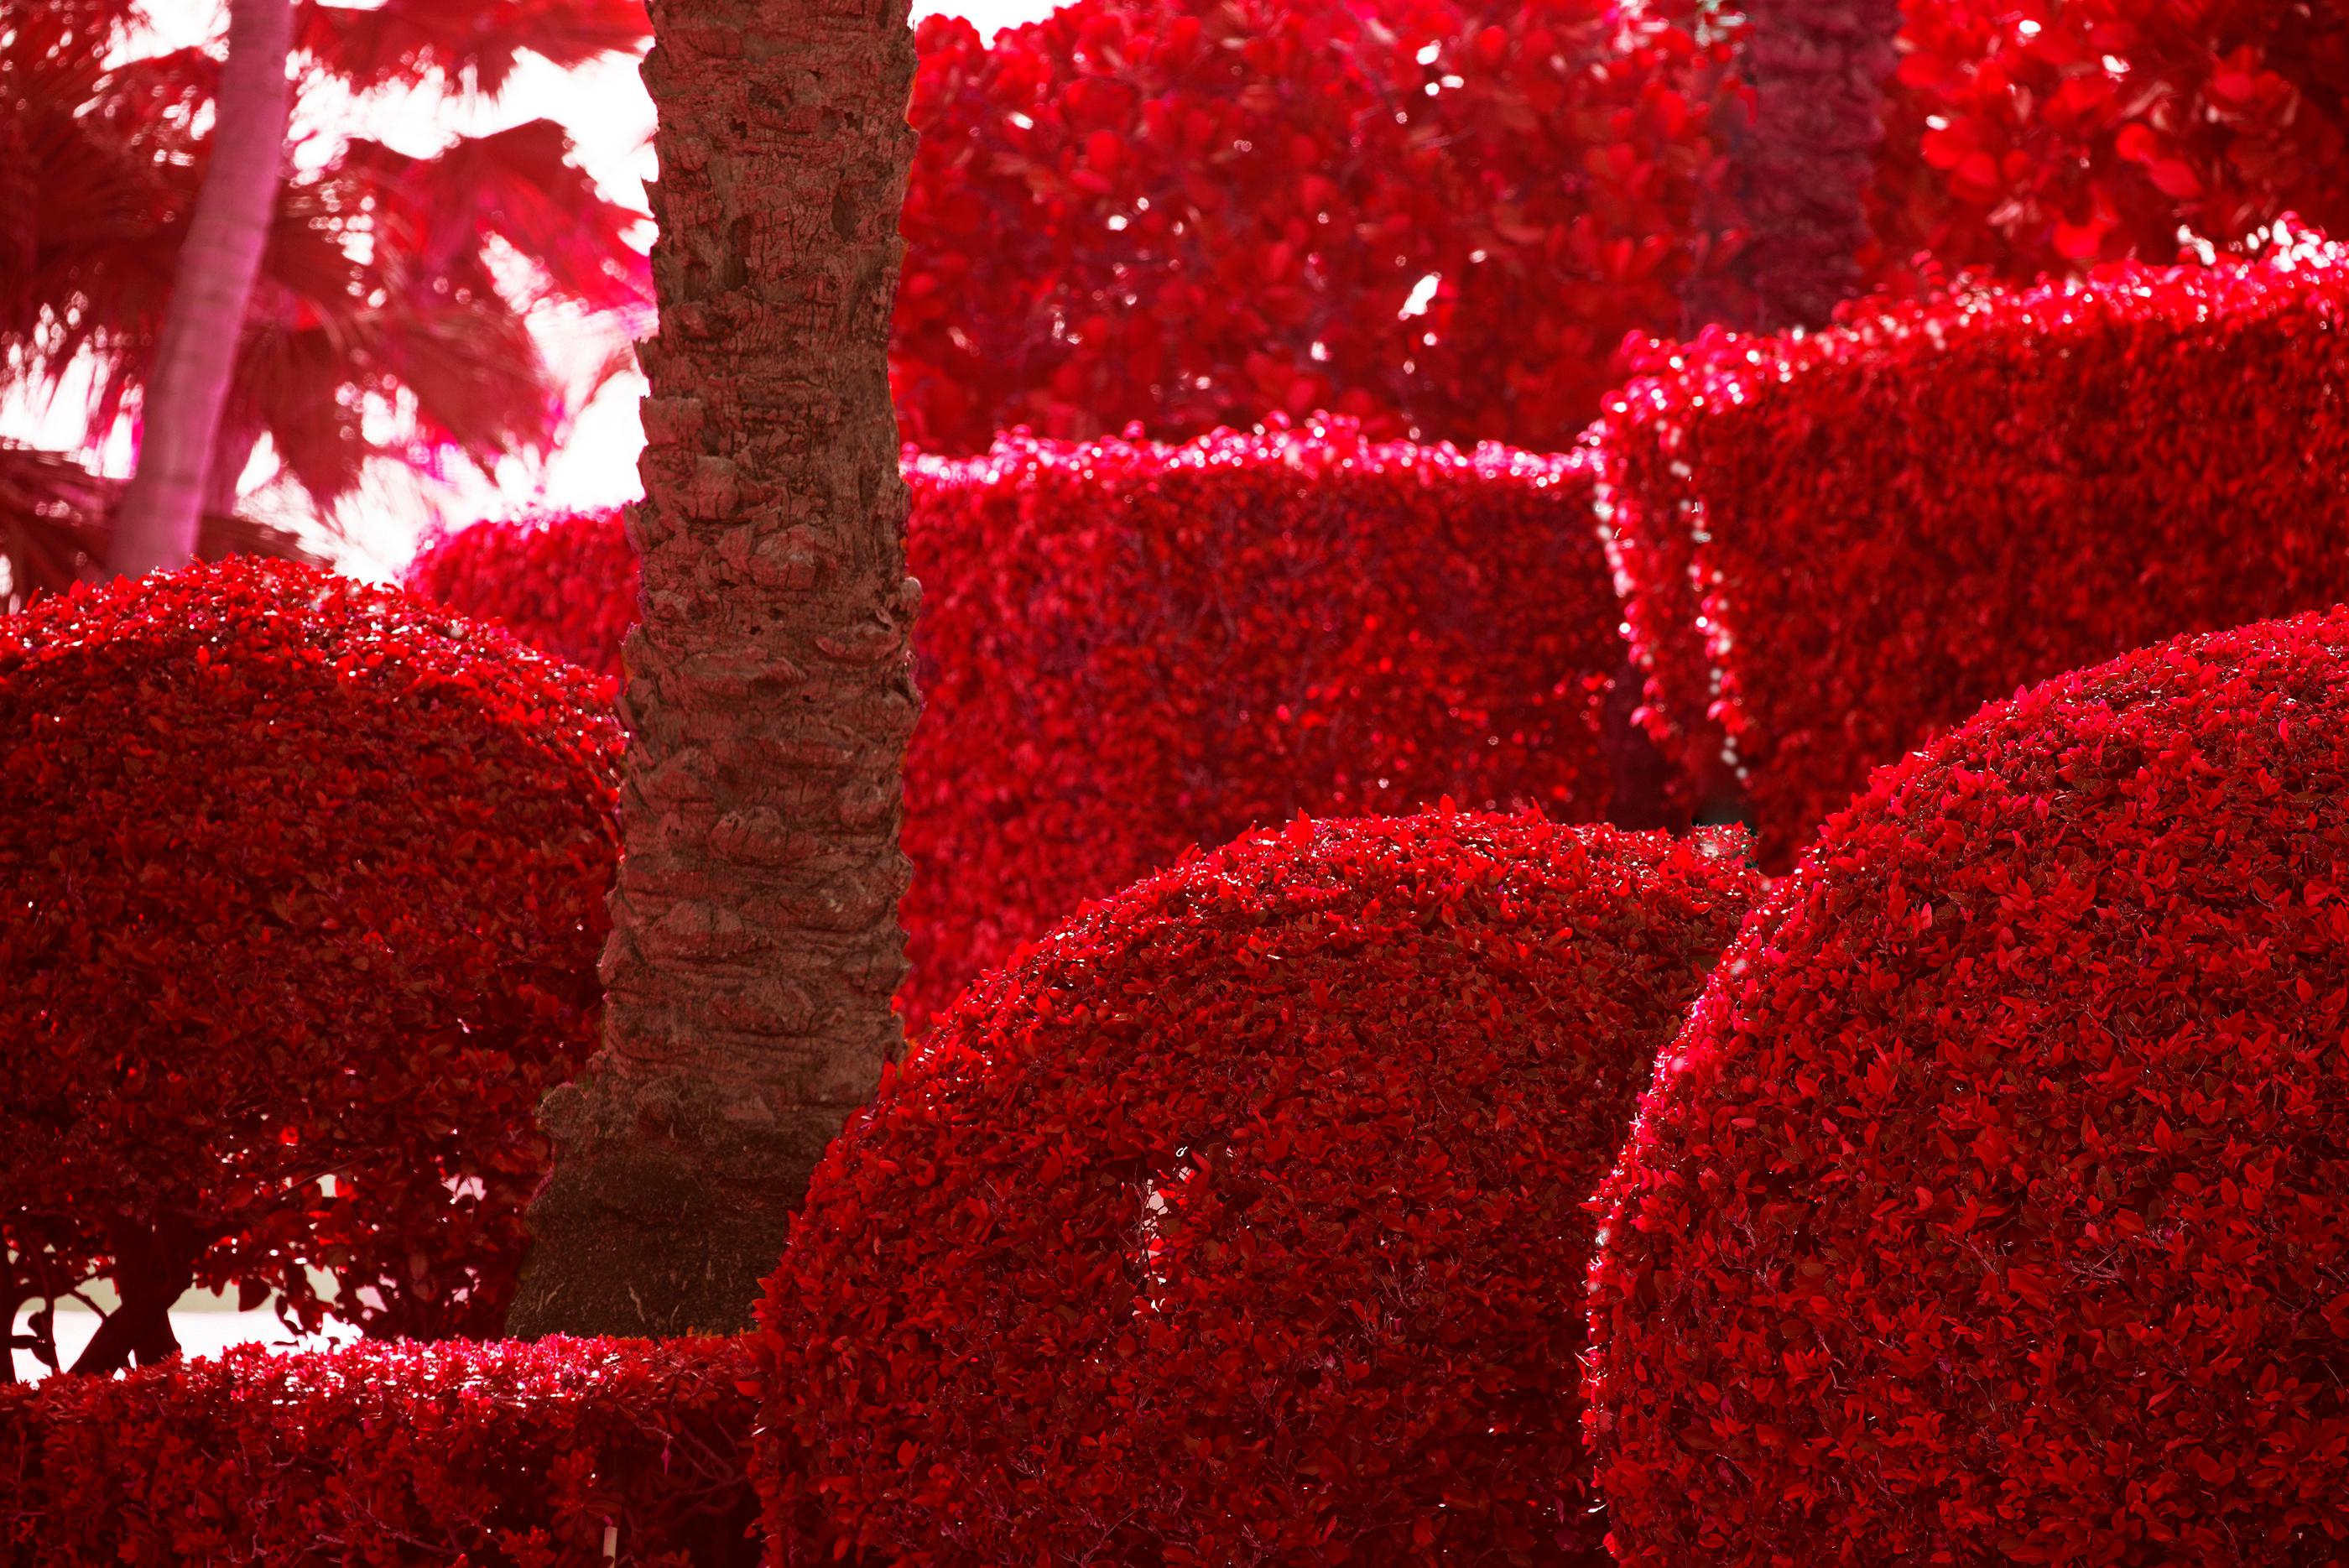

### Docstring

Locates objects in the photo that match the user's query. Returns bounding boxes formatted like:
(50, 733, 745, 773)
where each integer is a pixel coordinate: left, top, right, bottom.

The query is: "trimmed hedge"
(0, 561, 620, 1363)
(1596, 228, 2349, 866)
(0, 1337, 758, 1565)
(407, 424, 1630, 1033)
(898, 422, 1624, 1028)
(1587, 608, 2349, 1565)
(403, 508, 635, 680)
(759, 812, 1762, 1565)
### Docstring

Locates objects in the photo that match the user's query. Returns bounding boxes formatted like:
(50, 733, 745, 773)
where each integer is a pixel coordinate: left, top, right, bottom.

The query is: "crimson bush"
(894, 0, 1736, 454)
(404, 508, 636, 681)
(406, 426, 1631, 1034)
(0, 1336, 758, 1565)
(1873, 0, 2349, 286)
(1596, 227, 2349, 867)
(1586, 609, 2349, 1565)
(0, 560, 620, 1374)
(759, 812, 1761, 1565)
(901, 421, 1628, 1029)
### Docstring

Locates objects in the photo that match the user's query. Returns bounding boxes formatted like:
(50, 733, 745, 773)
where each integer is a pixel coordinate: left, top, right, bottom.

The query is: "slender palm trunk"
(507, 0, 921, 1337)
(1690, 0, 1904, 333)
(107, 0, 291, 578)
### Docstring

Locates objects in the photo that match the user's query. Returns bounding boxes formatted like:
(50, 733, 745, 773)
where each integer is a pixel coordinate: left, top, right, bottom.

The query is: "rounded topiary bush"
(758, 813, 1762, 1565)
(0, 560, 619, 1369)
(1586, 607, 2349, 1566)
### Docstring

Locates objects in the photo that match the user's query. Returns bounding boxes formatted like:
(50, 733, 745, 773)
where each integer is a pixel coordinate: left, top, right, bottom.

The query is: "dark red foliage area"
(404, 426, 1630, 1034)
(893, 0, 1737, 454)
(898, 422, 1627, 1029)
(0, 1336, 758, 1565)
(1874, 0, 2349, 286)
(1586, 609, 2349, 1566)
(759, 813, 1761, 1566)
(1596, 227, 2349, 867)
(0, 560, 619, 1367)
(405, 508, 636, 680)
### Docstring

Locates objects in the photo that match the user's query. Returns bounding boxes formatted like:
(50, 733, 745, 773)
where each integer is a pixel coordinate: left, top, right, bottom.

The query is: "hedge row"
(0, 1337, 758, 1565)
(760, 814, 1762, 1566)
(1, 561, 619, 1365)
(1596, 227, 2349, 866)
(1589, 607, 2349, 1565)
(408, 422, 1629, 1032)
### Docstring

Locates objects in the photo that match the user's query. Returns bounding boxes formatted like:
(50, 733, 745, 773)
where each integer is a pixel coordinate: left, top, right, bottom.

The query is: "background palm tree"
(0, 0, 649, 597)
(106, 0, 294, 576)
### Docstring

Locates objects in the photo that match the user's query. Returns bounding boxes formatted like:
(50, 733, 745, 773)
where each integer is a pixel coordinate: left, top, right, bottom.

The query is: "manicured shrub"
(1586, 609, 2349, 1565)
(0, 1336, 758, 1565)
(1596, 227, 2349, 867)
(894, 0, 1737, 454)
(0, 560, 620, 1373)
(407, 429, 1631, 1034)
(760, 812, 1763, 1566)
(898, 421, 1625, 1029)
(404, 508, 637, 681)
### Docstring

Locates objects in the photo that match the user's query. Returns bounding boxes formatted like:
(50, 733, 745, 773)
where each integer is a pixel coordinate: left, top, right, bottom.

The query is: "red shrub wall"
(0, 560, 620, 1362)
(898, 422, 1624, 1028)
(1595, 229, 2349, 867)
(0, 1336, 758, 1565)
(404, 508, 636, 680)
(893, 0, 1737, 455)
(759, 813, 1762, 1566)
(1586, 609, 2349, 1565)
(406, 425, 1630, 1034)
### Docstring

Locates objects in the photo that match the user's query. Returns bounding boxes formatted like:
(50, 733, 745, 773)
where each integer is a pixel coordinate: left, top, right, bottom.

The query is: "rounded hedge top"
(1586, 607, 2349, 1565)
(759, 812, 1761, 1565)
(403, 509, 635, 682)
(0, 560, 620, 1338)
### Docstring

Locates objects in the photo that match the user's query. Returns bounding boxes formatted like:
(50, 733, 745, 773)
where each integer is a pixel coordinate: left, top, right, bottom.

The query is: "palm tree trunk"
(107, 0, 292, 579)
(505, 0, 921, 1338)
(1689, 0, 1904, 333)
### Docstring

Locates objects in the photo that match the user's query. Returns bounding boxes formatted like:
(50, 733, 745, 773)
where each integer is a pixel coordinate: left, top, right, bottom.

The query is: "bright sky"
(4, 0, 1060, 580)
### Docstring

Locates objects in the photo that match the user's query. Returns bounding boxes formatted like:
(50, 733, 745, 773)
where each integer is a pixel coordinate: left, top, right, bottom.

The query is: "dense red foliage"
(1874, 0, 2349, 285)
(1596, 228, 2349, 867)
(905, 424, 1624, 1027)
(0, 1336, 758, 1565)
(405, 427, 1629, 1034)
(0, 560, 619, 1368)
(894, 0, 1736, 454)
(759, 813, 1761, 1566)
(1586, 609, 2349, 1565)
(405, 508, 635, 680)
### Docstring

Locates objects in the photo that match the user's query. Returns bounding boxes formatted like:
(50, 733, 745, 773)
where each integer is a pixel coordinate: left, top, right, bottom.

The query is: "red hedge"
(759, 813, 1762, 1566)
(893, 0, 1737, 454)
(1596, 228, 2349, 867)
(0, 1336, 758, 1565)
(405, 426, 1630, 1034)
(0, 560, 620, 1368)
(404, 508, 636, 680)
(1586, 609, 2349, 1565)
(898, 423, 1628, 1028)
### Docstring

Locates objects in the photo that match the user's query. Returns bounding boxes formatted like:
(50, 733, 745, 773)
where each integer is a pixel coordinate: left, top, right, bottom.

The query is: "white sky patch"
(3, 0, 1065, 577)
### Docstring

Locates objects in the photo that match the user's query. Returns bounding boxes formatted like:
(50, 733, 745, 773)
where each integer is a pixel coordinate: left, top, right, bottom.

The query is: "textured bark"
(1689, 0, 1904, 333)
(107, 0, 292, 578)
(506, 0, 920, 1338)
